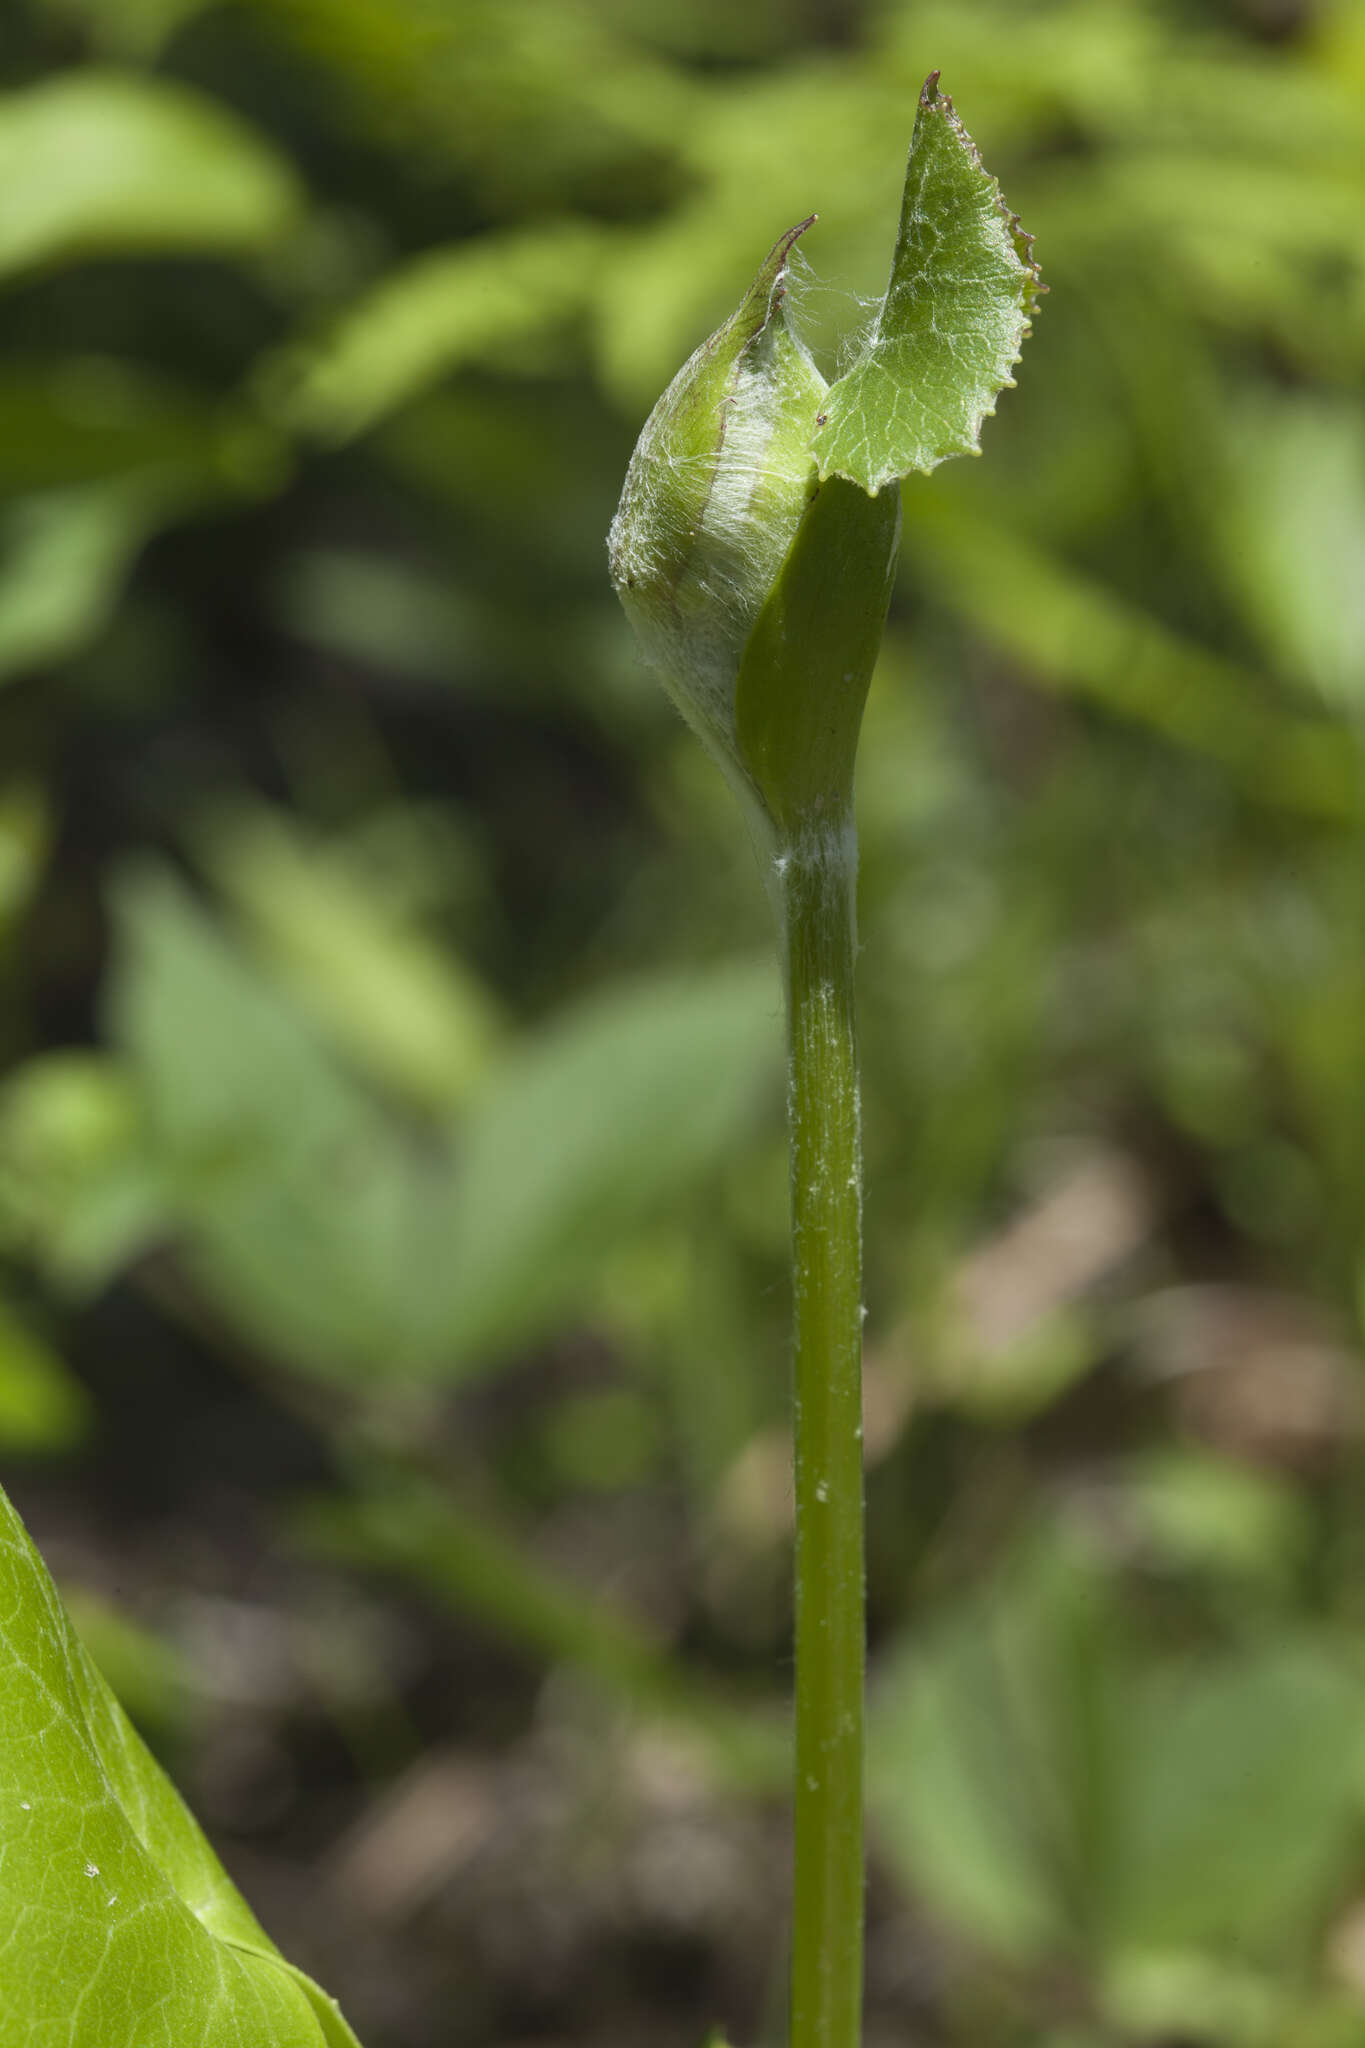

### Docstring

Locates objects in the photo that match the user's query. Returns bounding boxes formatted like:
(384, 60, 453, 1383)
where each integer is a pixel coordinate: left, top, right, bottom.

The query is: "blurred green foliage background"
(5, 0, 1365, 2043)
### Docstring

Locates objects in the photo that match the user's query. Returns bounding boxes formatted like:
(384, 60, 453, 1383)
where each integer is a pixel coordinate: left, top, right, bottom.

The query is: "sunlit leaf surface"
(0, 1485, 363, 2045)
(812, 75, 1040, 492)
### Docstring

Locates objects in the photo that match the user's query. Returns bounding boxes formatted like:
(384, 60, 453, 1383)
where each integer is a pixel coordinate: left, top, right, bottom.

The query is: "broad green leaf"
(105, 867, 782, 1380)
(1112, 1642, 1362, 1952)
(108, 869, 381, 1168)
(869, 1530, 1120, 1963)
(0, 72, 300, 282)
(0, 1483, 363, 2045)
(418, 957, 782, 1369)
(871, 1528, 1365, 1975)
(107, 865, 421, 1376)
(811, 74, 1040, 492)
(196, 804, 501, 1116)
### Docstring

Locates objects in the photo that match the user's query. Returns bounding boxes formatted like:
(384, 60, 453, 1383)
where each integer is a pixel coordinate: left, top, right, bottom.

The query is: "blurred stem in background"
(295, 1453, 789, 1789)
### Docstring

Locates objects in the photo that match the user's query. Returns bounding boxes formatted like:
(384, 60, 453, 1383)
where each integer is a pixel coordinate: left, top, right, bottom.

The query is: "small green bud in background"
(608, 73, 1040, 841)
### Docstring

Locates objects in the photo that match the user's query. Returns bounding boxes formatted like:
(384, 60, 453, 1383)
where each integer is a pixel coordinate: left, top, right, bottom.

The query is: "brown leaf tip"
(920, 74, 981, 178)
(770, 214, 817, 308)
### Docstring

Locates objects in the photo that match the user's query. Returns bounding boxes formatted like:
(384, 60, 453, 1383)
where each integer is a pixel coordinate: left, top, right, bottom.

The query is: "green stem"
(778, 812, 865, 2048)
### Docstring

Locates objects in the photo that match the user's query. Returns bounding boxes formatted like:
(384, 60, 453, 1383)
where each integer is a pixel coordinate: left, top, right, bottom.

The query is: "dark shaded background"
(4, 0, 1365, 2043)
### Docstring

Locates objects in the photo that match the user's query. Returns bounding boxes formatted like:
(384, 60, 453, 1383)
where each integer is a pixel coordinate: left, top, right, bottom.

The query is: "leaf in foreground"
(0, 1482, 362, 2046)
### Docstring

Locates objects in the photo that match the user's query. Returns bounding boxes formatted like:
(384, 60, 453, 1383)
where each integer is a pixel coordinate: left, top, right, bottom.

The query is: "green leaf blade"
(811, 73, 1041, 493)
(0, 1482, 364, 2046)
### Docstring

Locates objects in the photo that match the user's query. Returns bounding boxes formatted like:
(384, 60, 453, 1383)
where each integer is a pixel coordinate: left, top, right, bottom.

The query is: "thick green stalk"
(778, 814, 865, 2048)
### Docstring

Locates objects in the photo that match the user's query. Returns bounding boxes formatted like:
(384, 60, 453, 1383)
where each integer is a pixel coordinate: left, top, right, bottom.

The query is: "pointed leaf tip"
(732, 213, 818, 343)
(811, 76, 1041, 494)
(767, 214, 818, 300)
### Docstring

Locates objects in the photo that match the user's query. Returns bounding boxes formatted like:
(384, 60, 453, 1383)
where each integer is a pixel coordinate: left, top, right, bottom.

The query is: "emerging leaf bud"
(607, 220, 828, 792)
(609, 79, 1039, 844)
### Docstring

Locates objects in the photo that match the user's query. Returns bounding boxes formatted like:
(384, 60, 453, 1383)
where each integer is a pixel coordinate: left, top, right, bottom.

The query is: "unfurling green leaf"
(0, 1482, 364, 2046)
(608, 75, 1037, 834)
(813, 74, 1041, 493)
